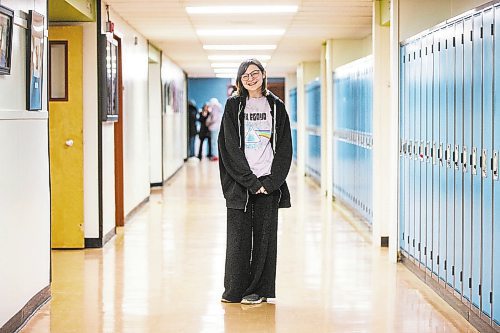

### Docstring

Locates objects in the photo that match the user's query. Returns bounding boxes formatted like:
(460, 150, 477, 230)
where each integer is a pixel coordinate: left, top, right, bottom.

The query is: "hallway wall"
(0, 1, 50, 329)
(105, 5, 151, 217)
(162, 56, 187, 180)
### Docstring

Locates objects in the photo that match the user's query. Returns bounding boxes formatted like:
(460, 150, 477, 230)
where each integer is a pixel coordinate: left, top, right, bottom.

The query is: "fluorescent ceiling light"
(208, 55, 271, 61)
(197, 29, 285, 36)
(186, 5, 298, 14)
(213, 68, 238, 74)
(211, 62, 267, 68)
(216, 73, 237, 78)
(204, 45, 276, 51)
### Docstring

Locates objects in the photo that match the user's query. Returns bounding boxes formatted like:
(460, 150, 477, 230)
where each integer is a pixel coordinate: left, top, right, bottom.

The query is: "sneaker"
(241, 294, 267, 305)
(221, 298, 239, 303)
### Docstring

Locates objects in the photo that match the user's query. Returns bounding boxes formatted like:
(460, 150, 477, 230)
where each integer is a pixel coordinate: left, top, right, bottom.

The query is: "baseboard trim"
(150, 182, 162, 188)
(84, 238, 102, 248)
(0, 285, 50, 333)
(125, 196, 150, 221)
(103, 227, 115, 246)
(401, 256, 499, 333)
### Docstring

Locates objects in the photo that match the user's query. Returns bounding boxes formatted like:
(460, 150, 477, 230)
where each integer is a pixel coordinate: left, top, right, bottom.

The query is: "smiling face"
(241, 64, 264, 96)
(236, 59, 267, 98)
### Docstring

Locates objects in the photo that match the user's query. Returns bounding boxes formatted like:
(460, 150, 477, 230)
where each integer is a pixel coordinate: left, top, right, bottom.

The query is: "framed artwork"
(0, 5, 14, 75)
(98, 34, 119, 121)
(26, 10, 45, 110)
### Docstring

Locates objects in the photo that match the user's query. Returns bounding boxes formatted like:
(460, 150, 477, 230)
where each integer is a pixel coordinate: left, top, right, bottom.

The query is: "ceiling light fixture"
(186, 5, 298, 14)
(213, 68, 238, 74)
(211, 62, 267, 68)
(197, 29, 285, 37)
(216, 73, 237, 78)
(208, 55, 272, 61)
(204, 45, 276, 51)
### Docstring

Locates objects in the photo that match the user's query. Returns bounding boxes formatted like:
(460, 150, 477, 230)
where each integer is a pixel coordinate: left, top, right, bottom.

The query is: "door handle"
(471, 147, 477, 175)
(65, 139, 74, 147)
(493, 151, 498, 181)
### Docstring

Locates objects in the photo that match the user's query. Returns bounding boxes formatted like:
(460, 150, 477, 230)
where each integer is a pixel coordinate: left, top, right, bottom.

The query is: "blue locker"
(400, 45, 406, 251)
(471, 12, 483, 309)
(432, 31, 441, 276)
(445, 24, 456, 286)
(439, 27, 448, 282)
(416, 38, 423, 265)
(409, 41, 416, 259)
(481, 7, 494, 318)
(463, 16, 473, 303)
(425, 33, 434, 271)
(493, 5, 500, 325)
(405, 44, 412, 255)
(454, 20, 464, 294)
(419, 35, 428, 268)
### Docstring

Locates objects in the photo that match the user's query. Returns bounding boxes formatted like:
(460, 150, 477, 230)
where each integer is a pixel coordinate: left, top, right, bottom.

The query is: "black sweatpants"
(222, 190, 280, 302)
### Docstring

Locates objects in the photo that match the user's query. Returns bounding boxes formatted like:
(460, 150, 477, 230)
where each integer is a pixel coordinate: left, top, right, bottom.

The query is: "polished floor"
(21, 160, 477, 333)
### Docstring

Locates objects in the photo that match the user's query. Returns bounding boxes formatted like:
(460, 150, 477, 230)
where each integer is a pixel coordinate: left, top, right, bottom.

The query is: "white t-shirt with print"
(244, 97, 274, 178)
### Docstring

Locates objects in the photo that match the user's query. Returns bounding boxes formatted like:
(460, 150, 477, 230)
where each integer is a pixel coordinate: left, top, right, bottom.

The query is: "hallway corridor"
(21, 162, 477, 333)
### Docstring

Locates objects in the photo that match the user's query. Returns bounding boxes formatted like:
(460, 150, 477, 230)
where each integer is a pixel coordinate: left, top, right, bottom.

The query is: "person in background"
(217, 58, 292, 305)
(207, 98, 223, 161)
(197, 103, 212, 159)
(187, 99, 198, 158)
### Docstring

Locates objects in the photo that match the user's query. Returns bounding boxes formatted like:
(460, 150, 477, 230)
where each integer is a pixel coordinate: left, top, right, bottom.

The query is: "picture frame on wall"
(98, 34, 119, 122)
(26, 10, 45, 110)
(0, 5, 14, 75)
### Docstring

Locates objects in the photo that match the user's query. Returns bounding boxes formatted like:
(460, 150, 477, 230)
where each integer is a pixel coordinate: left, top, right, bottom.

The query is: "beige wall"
(399, 0, 489, 41)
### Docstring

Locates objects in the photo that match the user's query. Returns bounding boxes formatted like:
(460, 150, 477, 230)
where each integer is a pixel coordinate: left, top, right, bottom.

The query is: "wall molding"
(0, 285, 50, 333)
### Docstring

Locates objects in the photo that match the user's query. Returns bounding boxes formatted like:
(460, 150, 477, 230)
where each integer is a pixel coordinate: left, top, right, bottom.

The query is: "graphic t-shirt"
(244, 97, 274, 178)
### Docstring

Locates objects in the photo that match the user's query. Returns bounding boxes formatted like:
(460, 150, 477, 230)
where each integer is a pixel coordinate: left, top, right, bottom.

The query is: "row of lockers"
(289, 88, 298, 160)
(333, 57, 374, 222)
(305, 80, 321, 179)
(399, 3, 500, 325)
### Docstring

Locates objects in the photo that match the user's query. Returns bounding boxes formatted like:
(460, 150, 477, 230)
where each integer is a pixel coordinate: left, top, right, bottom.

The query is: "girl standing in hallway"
(217, 59, 292, 304)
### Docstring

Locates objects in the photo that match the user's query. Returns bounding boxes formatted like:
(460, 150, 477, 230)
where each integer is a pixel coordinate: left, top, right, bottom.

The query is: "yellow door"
(49, 26, 84, 248)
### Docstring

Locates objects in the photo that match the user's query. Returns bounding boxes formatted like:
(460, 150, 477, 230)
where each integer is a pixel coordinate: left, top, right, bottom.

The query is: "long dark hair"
(235, 58, 267, 98)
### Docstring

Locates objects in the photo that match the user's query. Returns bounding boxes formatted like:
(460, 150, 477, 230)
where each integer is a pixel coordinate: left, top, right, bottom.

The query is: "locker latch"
(462, 146, 468, 173)
(481, 149, 488, 178)
(419, 142, 425, 161)
(493, 151, 498, 181)
(432, 143, 437, 165)
(438, 143, 443, 165)
(472, 147, 477, 175)
(409, 141, 413, 158)
(446, 144, 452, 168)
(426, 142, 431, 161)
(454, 145, 459, 170)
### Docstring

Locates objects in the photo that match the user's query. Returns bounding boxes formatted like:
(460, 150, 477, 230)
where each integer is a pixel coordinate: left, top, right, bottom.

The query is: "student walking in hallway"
(218, 59, 292, 304)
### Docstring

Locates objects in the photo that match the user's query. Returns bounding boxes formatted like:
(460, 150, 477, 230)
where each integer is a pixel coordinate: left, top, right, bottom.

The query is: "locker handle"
(493, 151, 498, 181)
(462, 146, 468, 173)
(454, 145, 459, 169)
(481, 149, 487, 178)
(472, 148, 477, 175)
(438, 144, 443, 163)
(432, 144, 437, 165)
(446, 145, 451, 167)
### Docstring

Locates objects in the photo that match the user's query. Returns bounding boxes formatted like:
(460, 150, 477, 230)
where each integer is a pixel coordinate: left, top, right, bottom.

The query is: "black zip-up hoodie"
(218, 91, 292, 211)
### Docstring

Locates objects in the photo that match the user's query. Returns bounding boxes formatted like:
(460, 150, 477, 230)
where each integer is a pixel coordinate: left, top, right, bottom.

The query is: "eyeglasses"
(241, 70, 261, 81)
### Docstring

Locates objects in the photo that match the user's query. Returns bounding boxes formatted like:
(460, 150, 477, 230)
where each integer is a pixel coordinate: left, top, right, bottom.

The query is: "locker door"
(439, 27, 448, 283)
(420, 36, 428, 268)
(492, 5, 500, 326)
(432, 31, 441, 276)
(454, 19, 464, 294)
(446, 24, 456, 287)
(404, 44, 411, 254)
(400, 45, 406, 251)
(471, 12, 483, 310)
(481, 7, 494, 318)
(463, 16, 473, 303)
(409, 41, 416, 259)
(425, 34, 434, 272)
(415, 39, 423, 264)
